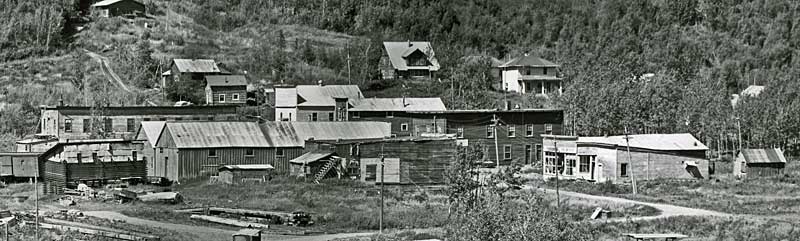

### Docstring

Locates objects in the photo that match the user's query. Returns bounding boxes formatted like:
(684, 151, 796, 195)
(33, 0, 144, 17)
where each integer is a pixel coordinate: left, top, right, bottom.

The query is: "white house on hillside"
(499, 54, 562, 95)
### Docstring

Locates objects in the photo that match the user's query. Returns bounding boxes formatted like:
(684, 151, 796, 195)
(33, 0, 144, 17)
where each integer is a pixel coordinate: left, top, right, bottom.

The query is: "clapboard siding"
(359, 139, 456, 184)
(167, 147, 304, 181)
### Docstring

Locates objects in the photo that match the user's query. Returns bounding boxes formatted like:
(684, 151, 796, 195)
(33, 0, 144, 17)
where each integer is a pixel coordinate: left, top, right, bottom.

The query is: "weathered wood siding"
(352, 112, 446, 137)
(163, 147, 304, 181)
(359, 139, 456, 184)
(379, 56, 396, 80)
(297, 106, 336, 122)
(207, 86, 247, 105)
(0, 153, 40, 178)
(612, 148, 708, 183)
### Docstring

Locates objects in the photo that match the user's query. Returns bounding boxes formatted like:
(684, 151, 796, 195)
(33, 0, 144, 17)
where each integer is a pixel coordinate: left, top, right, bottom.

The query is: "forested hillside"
(1, 0, 799, 153)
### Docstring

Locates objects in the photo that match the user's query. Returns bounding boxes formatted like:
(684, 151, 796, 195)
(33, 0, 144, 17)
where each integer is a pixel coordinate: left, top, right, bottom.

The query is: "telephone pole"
(624, 126, 637, 195)
(552, 134, 560, 209)
(379, 142, 385, 234)
(493, 114, 500, 170)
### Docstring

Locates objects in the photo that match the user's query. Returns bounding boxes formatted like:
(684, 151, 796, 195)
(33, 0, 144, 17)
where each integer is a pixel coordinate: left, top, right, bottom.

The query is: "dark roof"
(42, 105, 238, 116)
(408, 108, 562, 114)
(499, 55, 560, 68)
(350, 98, 447, 111)
(740, 148, 787, 164)
(382, 41, 440, 71)
(259, 122, 392, 147)
(206, 75, 247, 87)
(162, 122, 269, 149)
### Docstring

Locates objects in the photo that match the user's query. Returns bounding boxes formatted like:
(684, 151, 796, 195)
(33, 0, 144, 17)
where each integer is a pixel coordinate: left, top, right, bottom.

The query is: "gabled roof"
(259, 122, 392, 147)
(91, 0, 143, 7)
(740, 148, 787, 164)
(383, 41, 440, 71)
(350, 98, 447, 111)
(206, 75, 246, 87)
(578, 133, 708, 151)
(499, 55, 560, 68)
(296, 85, 363, 107)
(171, 59, 221, 73)
(289, 151, 336, 165)
(162, 122, 269, 148)
(138, 121, 166, 146)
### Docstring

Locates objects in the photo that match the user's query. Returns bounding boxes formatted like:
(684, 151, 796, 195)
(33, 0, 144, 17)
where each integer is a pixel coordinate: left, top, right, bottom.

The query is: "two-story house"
(205, 75, 247, 105)
(162, 59, 225, 85)
(499, 54, 562, 95)
(348, 97, 447, 137)
(274, 83, 363, 122)
(380, 41, 440, 79)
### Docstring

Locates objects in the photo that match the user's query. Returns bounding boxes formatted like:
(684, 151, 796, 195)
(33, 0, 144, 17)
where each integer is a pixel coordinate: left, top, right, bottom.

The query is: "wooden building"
(499, 54, 562, 95)
(733, 148, 788, 178)
(274, 84, 363, 122)
(205, 75, 247, 105)
(217, 164, 274, 184)
(0, 152, 42, 182)
(542, 133, 709, 183)
(15, 135, 57, 153)
(134, 121, 166, 178)
(91, 0, 145, 18)
(380, 41, 440, 79)
(164, 59, 224, 83)
(41, 139, 146, 194)
(406, 109, 564, 166)
(304, 137, 457, 184)
(349, 97, 447, 137)
(38, 105, 240, 141)
(288, 151, 341, 178)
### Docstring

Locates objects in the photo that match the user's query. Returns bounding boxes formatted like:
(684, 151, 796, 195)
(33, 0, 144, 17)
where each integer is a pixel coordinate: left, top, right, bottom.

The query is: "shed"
(288, 151, 338, 179)
(733, 148, 788, 178)
(217, 164, 274, 184)
(233, 228, 262, 241)
(91, 0, 145, 18)
(41, 139, 146, 194)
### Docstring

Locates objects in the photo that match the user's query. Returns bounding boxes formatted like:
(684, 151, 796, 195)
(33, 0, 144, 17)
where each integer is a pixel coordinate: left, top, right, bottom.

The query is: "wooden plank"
(41, 218, 160, 241)
(190, 214, 270, 229)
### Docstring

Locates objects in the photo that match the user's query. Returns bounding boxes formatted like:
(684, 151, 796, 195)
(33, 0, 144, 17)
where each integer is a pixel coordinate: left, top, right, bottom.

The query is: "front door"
(524, 145, 532, 164)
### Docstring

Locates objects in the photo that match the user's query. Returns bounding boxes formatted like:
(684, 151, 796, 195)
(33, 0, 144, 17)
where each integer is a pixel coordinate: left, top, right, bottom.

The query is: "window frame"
(208, 149, 217, 157)
(400, 123, 409, 132)
(386, 111, 394, 118)
(620, 163, 629, 177)
(103, 118, 112, 132)
(352, 111, 360, 119)
(526, 124, 534, 137)
(126, 118, 135, 132)
(365, 164, 377, 181)
(218, 94, 226, 102)
(503, 145, 512, 160)
(64, 119, 73, 133)
(507, 126, 516, 137)
(275, 148, 285, 157)
(311, 112, 318, 122)
(457, 127, 464, 138)
(328, 112, 334, 121)
(544, 124, 553, 134)
(83, 119, 91, 133)
(232, 93, 240, 101)
(245, 148, 255, 156)
(486, 125, 494, 138)
(579, 155, 591, 173)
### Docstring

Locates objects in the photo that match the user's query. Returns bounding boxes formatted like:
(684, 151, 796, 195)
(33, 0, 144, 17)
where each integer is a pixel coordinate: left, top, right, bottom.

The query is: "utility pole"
(35, 156, 39, 241)
(552, 134, 560, 209)
(736, 117, 743, 152)
(493, 114, 500, 171)
(379, 142, 384, 234)
(624, 126, 637, 195)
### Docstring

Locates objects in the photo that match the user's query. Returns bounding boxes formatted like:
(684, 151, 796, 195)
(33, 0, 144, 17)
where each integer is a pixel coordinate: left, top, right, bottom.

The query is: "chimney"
(58, 97, 64, 107)
(402, 96, 407, 107)
(318, 80, 324, 86)
(407, 40, 412, 47)
(504, 101, 511, 110)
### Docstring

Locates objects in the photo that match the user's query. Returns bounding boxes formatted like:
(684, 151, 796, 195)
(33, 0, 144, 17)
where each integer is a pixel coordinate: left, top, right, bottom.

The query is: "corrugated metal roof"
(172, 59, 221, 73)
(259, 122, 304, 147)
(290, 122, 391, 141)
(91, 0, 130, 7)
(499, 55, 560, 68)
(289, 151, 335, 164)
(741, 85, 765, 97)
(139, 121, 166, 146)
(206, 75, 246, 87)
(296, 85, 363, 106)
(166, 122, 269, 148)
(578, 133, 708, 151)
(741, 148, 787, 164)
(350, 97, 447, 111)
(383, 42, 441, 71)
(219, 164, 274, 171)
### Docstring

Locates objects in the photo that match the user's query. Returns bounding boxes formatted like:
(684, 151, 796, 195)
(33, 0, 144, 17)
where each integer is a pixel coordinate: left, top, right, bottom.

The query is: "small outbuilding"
(91, 0, 145, 18)
(217, 164, 274, 184)
(232, 228, 262, 241)
(733, 148, 788, 178)
(288, 151, 340, 180)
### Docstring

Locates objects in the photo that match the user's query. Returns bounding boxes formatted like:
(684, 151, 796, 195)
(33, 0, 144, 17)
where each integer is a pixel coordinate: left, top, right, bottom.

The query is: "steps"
(313, 159, 337, 184)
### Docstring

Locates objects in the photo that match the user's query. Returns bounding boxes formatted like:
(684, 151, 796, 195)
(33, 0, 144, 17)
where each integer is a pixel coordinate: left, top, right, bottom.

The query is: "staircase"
(313, 159, 337, 184)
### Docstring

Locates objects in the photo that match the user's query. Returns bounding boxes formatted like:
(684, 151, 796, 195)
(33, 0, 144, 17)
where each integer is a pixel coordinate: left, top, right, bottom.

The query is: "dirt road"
(83, 49, 158, 106)
(84, 211, 374, 241)
(531, 187, 732, 222)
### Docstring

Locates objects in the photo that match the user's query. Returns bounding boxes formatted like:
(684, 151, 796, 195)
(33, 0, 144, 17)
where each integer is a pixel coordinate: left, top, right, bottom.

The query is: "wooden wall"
(159, 147, 304, 181)
(207, 86, 247, 105)
(359, 139, 456, 184)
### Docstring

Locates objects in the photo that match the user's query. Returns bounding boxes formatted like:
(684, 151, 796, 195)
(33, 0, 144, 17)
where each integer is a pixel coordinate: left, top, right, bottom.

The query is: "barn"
(733, 148, 788, 178)
(41, 139, 146, 194)
(91, 0, 145, 18)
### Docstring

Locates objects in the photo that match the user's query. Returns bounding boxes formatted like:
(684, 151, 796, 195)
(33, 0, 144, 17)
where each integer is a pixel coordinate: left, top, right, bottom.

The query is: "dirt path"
(84, 211, 375, 241)
(531, 187, 732, 222)
(83, 49, 158, 106)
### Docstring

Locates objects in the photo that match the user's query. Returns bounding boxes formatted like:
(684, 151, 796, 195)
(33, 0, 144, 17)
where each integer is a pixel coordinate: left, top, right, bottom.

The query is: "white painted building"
(499, 54, 562, 95)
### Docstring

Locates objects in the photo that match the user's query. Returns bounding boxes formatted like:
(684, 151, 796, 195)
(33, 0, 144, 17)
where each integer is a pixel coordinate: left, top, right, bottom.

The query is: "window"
(507, 126, 516, 137)
(365, 164, 377, 181)
(386, 111, 394, 118)
(544, 124, 553, 134)
(143, 118, 151, 121)
(543, 67, 548, 75)
(565, 156, 575, 175)
(83, 119, 91, 132)
(457, 127, 464, 138)
(276, 148, 285, 157)
(207, 115, 215, 121)
(486, 125, 494, 138)
(208, 149, 217, 157)
(328, 113, 334, 121)
(132, 151, 137, 161)
(352, 112, 360, 119)
(503, 145, 512, 160)
(175, 117, 182, 121)
(218, 94, 225, 102)
(525, 145, 532, 164)
(64, 119, 73, 133)
(193, 117, 201, 121)
(232, 94, 240, 101)
(579, 156, 591, 173)
(740, 161, 747, 173)
(279, 113, 284, 121)
(526, 124, 534, 137)
(620, 163, 628, 177)
(126, 118, 135, 132)
(245, 149, 254, 156)
(311, 113, 318, 121)
(104, 118, 112, 132)
(544, 151, 558, 175)
(159, 148, 163, 154)
(400, 123, 409, 132)
(76, 153, 82, 163)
